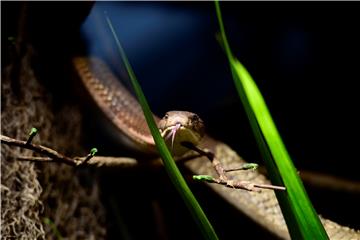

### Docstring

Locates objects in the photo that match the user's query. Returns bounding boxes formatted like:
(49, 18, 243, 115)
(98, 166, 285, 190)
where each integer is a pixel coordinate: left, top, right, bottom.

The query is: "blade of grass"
(43, 218, 63, 240)
(215, 1, 328, 239)
(105, 14, 218, 240)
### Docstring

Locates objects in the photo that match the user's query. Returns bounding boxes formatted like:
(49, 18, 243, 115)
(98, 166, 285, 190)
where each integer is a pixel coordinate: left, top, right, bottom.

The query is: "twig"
(182, 141, 286, 192)
(181, 141, 228, 180)
(79, 148, 98, 166)
(26, 127, 38, 145)
(181, 141, 214, 160)
(1, 134, 80, 166)
(224, 163, 259, 172)
(193, 175, 286, 192)
(299, 170, 360, 193)
(15, 155, 142, 168)
(1, 134, 141, 167)
(258, 166, 360, 193)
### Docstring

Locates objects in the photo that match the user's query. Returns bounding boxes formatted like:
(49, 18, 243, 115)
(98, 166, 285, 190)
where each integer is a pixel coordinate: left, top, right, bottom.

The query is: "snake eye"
(190, 114, 199, 122)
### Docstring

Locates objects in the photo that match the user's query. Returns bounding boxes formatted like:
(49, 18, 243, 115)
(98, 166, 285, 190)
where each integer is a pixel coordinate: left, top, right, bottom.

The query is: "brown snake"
(73, 56, 359, 239)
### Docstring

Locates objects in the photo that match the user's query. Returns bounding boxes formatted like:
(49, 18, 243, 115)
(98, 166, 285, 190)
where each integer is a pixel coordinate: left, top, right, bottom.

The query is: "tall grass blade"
(215, 1, 328, 239)
(105, 14, 218, 240)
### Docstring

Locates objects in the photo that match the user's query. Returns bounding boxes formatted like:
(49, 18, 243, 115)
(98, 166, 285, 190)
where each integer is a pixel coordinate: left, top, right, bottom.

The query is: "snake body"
(73, 56, 359, 239)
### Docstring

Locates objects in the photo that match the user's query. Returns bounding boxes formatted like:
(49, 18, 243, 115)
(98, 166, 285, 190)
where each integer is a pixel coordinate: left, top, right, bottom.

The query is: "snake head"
(158, 111, 205, 156)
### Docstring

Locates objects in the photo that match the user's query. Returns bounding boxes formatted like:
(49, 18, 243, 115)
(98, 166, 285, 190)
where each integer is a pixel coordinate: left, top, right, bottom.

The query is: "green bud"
(90, 148, 98, 156)
(29, 127, 38, 136)
(242, 163, 258, 170)
(193, 175, 214, 182)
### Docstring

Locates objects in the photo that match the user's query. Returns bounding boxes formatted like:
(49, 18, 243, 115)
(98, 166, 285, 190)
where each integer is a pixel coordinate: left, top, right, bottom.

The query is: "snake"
(72, 56, 359, 239)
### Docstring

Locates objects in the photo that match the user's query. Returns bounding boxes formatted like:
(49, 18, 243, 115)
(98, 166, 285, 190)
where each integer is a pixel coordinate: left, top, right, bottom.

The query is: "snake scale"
(73, 56, 359, 240)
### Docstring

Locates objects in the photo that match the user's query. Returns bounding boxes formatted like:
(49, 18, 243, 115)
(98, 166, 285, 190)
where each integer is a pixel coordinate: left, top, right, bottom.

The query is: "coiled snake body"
(73, 56, 359, 240)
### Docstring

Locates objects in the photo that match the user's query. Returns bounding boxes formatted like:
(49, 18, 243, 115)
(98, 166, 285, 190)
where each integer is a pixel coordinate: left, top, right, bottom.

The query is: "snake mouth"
(160, 122, 202, 155)
(160, 123, 182, 150)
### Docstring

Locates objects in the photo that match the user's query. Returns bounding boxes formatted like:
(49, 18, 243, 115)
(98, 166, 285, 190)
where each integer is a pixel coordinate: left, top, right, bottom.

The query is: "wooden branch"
(181, 141, 286, 191)
(1, 134, 142, 167)
(193, 175, 286, 191)
(1, 134, 79, 165)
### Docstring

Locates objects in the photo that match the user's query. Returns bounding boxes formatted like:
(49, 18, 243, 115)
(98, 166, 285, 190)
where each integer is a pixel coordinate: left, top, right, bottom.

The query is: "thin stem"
(1, 134, 140, 167)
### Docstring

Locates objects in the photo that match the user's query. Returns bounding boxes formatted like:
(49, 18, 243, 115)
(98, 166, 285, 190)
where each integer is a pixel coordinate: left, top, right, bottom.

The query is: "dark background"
(3, 2, 359, 239)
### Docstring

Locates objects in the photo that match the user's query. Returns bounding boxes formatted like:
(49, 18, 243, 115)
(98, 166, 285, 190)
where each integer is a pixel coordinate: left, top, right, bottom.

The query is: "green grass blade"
(215, 2, 329, 239)
(105, 14, 218, 240)
(43, 218, 63, 240)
